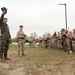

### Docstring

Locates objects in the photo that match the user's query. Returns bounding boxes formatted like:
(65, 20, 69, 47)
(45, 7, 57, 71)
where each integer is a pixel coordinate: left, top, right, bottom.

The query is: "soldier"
(57, 32, 62, 49)
(28, 37, 33, 47)
(0, 8, 6, 60)
(45, 33, 51, 48)
(0, 8, 11, 60)
(53, 32, 57, 48)
(61, 30, 67, 51)
(32, 37, 36, 47)
(2, 18, 11, 60)
(41, 35, 45, 48)
(17, 25, 25, 56)
(72, 29, 75, 51)
(66, 31, 72, 52)
(38, 36, 42, 48)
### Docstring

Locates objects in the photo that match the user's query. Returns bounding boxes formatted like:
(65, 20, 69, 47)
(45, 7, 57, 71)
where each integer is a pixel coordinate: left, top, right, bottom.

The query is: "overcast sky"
(0, 0, 75, 38)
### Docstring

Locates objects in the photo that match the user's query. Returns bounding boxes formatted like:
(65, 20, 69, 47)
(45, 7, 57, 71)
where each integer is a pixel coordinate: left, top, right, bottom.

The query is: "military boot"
(4, 53, 11, 60)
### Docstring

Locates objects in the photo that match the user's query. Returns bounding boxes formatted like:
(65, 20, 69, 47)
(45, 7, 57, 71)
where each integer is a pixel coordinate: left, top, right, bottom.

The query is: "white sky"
(0, 0, 75, 38)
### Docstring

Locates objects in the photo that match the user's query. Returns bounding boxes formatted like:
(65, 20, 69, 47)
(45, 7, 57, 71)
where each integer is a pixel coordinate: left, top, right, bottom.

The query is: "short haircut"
(3, 18, 7, 20)
(20, 25, 23, 27)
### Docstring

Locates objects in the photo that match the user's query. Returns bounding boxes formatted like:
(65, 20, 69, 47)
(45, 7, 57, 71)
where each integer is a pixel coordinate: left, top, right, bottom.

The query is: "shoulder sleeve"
(7, 24, 11, 38)
(17, 31, 20, 37)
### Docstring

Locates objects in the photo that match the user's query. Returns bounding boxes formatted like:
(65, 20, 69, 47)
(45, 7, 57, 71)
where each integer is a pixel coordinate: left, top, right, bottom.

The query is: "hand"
(2, 10, 6, 15)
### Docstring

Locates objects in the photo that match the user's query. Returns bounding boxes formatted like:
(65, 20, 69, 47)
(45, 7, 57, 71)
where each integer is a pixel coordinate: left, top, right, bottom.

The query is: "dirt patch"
(0, 47, 75, 75)
(9, 67, 25, 75)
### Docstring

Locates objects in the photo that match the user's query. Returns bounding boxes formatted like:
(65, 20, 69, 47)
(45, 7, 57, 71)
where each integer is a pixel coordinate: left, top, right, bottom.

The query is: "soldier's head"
(69, 31, 72, 35)
(3, 18, 8, 23)
(65, 30, 68, 34)
(19, 25, 23, 30)
(73, 29, 75, 33)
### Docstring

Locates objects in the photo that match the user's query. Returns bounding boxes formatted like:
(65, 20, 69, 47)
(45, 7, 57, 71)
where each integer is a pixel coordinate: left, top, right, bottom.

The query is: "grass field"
(0, 44, 75, 75)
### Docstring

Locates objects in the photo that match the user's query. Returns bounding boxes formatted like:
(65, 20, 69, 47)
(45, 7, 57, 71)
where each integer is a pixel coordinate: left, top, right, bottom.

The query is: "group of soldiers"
(25, 29, 75, 53)
(0, 6, 75, 61)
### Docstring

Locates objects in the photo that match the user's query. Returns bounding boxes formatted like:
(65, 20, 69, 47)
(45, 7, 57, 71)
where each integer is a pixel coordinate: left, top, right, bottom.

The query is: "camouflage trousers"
(18, 39, 25, 55)
(32, 40, 36, 47)
(57, 39, 62, 49)
(0, 39, 9, 59)
(72, 41, 75, 51)
(66, 39, 72, 51)
(38, 41, 42, 47)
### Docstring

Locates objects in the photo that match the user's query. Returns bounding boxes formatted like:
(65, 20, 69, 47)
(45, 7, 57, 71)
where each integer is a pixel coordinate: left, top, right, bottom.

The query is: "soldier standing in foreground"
(0, 7, 5, 60)
(17, 25, 25, 56)
(0, 7, 11, 60)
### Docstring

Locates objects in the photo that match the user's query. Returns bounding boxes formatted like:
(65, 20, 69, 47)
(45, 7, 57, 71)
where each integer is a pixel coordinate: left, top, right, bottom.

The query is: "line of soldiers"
(25, 29, 75, 53)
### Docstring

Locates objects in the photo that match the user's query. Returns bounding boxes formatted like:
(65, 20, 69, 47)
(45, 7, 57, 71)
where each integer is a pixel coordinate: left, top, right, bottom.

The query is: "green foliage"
(9, 44, 75, 63)
(12, 37, 17, 42)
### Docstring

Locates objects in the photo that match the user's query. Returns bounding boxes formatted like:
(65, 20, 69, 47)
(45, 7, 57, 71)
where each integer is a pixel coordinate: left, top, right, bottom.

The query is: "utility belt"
(72, 38, 75, 41)
(66, 37, 75, 41)
(58, 38, 61, 40)
(18, 37, 25, 40)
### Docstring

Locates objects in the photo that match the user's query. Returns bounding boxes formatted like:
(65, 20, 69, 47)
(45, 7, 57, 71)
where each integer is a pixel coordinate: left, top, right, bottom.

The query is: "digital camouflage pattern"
(1, 22, 11, 58)
(0, 14, 11, 59)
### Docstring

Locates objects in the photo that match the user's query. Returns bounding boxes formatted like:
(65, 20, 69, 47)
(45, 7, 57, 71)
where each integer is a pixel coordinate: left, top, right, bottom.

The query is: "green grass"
(9, 44, 75, 64)
(1, 44, 75, 75)
(9, 44, 18, 49)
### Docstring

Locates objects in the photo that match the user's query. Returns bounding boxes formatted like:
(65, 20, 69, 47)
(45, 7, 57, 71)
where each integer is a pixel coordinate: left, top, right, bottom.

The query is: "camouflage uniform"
(72, 29, 75, 51)
(41, 36, 45, 48)
(61, 32, 67, 50)
(57, 32, 62, 49)
(0, 15, 11, 59)
(66, 31, 73, 51)
(17, 29, 25, 55)
(0, 14, 4, 59)
(46, 34, 51, 48)
(53, 32, 57, 48)
(38, 36, 42, 48)
(32, 37, 36, 47)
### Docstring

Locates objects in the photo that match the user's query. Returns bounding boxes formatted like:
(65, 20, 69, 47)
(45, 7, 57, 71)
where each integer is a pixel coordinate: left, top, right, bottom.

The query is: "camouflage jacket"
(0, 14, 11, 41)
(1, 22, 11, 41)
(0, 14, 4, 23)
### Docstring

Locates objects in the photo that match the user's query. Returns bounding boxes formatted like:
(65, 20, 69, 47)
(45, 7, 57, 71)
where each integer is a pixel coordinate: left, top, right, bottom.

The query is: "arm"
(0, 9, 7, 23)
(0, 14, 4, 23)
(17, 31, 20, 38)
(6, 24, 12, 43)
(7, 25, 11, 38)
